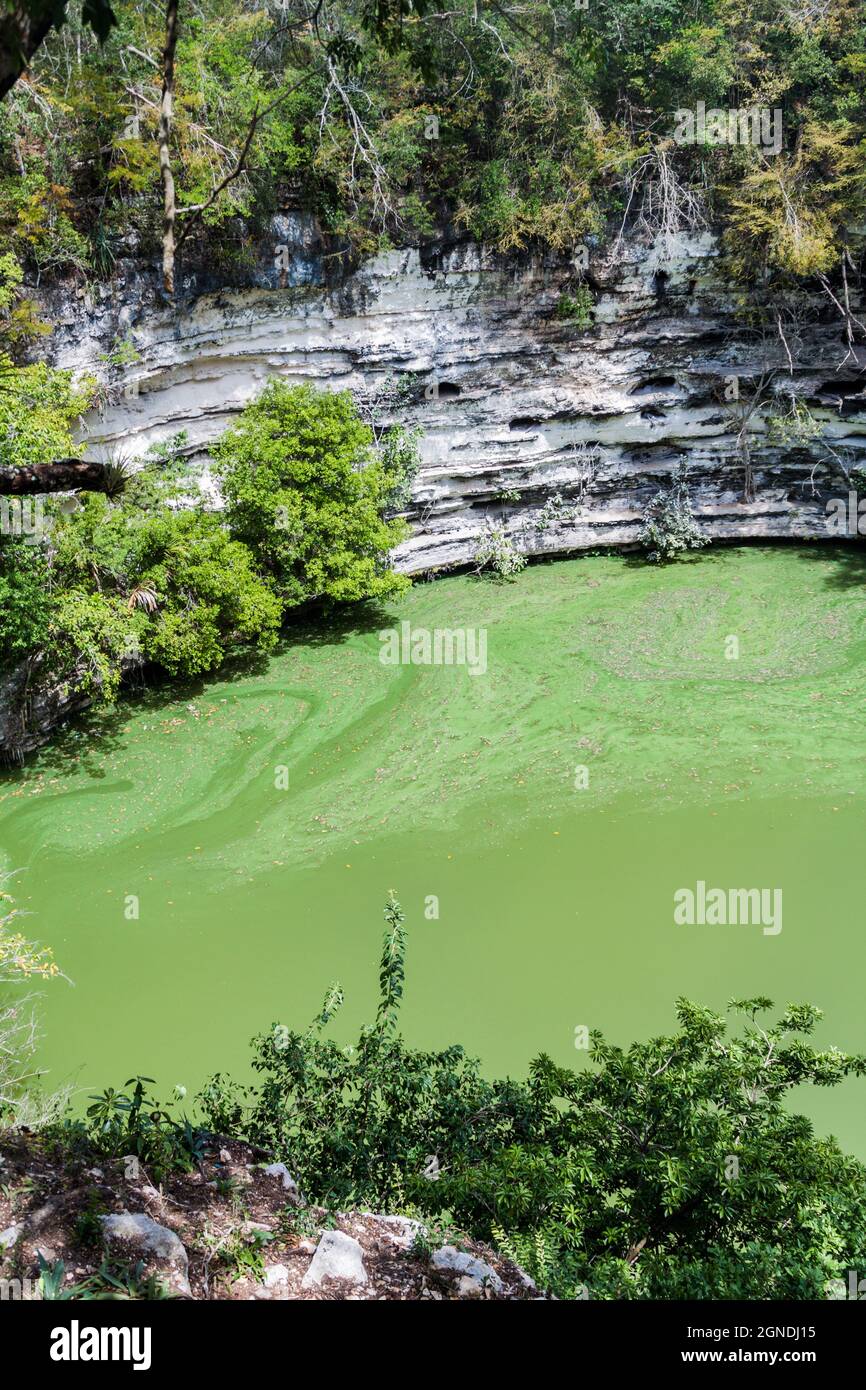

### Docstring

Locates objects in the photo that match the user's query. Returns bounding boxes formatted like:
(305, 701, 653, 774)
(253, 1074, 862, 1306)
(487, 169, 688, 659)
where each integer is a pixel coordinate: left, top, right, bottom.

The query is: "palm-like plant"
(127, 584, 158, 614)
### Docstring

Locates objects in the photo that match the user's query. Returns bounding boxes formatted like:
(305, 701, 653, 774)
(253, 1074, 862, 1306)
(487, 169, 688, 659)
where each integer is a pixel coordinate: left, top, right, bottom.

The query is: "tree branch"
(0, 460, 111, 495)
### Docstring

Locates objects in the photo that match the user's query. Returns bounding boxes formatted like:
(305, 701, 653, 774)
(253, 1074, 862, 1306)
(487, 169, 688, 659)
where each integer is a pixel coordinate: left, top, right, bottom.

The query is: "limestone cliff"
(37, 217, 866, 573)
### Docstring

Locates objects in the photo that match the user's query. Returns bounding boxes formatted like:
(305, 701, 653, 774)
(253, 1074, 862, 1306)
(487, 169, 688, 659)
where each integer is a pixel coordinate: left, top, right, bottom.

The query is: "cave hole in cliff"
(434, 381, 461, 400)
(509, 416, 542, 431)
(630, 376, 678, 397)
(817, 378, 866, 411)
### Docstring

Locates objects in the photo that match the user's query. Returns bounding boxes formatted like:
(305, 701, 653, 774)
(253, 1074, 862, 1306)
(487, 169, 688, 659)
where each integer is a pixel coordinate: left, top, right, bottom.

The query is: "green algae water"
(3, 545, 866, 1152)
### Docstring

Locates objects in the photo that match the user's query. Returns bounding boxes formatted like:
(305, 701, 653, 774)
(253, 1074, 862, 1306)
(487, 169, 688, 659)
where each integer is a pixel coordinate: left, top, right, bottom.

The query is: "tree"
(0, 458, 115, 494)
(498, 998, 866, 1299)
(154, 0, 431, 294)
(217, 381, 409, 610)
(0, 0, 116, 99)
(157, 0, 178, 295)
(0, 537, 51, 666)
(124, 509, 282, 677)
(48, 498, 283, 682)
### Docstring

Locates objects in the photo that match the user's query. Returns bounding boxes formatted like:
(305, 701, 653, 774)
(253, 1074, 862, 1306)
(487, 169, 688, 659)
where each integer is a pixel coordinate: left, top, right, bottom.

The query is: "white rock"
(263, 1162, 299, 1199)
(301, 1230, 368, 1288)
(252, 1263, 291, 1300)
(366, 1213, 421, 1249)
(240, 1219, 273, 1237)
(0, 1224, 21, 1251)
(100, 1212, 190, 1296)
(431, 1245, 503, 1295)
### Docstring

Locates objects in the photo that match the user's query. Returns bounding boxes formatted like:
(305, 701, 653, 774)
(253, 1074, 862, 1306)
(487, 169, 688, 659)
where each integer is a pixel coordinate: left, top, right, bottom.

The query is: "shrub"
(199, 894, 537, 1211)
(126, 511, 282, 678)
(0, 359, 95, 469)
(71, 1077, 206, 1183)
(49, 503, 281, 685)
(200, 900, 866, 1301)
(216, 382, 410, 611)
(639, 464, 708, 563)
(555, 285, 595, 327)
(473, 522, 527, 579)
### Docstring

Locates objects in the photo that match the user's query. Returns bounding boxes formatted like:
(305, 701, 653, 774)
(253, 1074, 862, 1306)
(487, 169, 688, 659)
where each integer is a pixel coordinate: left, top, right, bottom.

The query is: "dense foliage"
(217, 381, 409, 607)
(0, 1, 863, 307)
(0, 382, 412, 725)
(0, 0, 863, 721)
(195, 896, 866, 1300)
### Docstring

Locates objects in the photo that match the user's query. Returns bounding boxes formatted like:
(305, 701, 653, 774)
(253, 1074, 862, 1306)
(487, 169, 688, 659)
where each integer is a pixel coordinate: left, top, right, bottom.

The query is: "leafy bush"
(199, 894, 537, 1211)
(123, 511, 282, 678)
(47, 589, 134, 699)
(217, 382, 410, 610)
(473, 522, 527, 579)
(65, 1076, 206, 1183)
(639, 464, 708, 563)
(200, 898, 866, 1301)
(0, 359, 95, 469)
(0, 539, 52, 668)
(555, 285, 595, 327)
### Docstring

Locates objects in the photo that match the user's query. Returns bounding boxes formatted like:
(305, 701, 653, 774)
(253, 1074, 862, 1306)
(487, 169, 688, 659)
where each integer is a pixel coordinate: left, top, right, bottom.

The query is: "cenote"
(2, 544, 865, 1154)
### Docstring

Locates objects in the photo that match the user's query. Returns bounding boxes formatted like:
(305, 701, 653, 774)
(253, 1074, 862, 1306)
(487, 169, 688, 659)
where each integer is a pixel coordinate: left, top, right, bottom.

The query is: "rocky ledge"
(0, 1134, 537, 1301)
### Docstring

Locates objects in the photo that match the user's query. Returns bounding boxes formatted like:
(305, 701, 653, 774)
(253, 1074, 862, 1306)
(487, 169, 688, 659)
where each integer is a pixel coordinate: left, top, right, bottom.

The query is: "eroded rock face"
(35, 220, 866, 572)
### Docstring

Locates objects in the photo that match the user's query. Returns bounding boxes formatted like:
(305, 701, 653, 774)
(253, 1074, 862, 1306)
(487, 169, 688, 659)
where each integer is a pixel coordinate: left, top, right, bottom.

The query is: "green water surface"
(2, 545, 865, 1151)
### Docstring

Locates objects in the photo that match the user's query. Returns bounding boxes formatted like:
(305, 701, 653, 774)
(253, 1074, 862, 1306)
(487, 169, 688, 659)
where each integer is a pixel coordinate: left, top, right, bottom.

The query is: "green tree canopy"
(217, 381, 409, 610)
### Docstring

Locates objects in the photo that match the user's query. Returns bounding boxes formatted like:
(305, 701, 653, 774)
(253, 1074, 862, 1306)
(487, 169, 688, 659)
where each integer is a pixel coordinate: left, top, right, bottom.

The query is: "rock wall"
(39, 220, 866, 572)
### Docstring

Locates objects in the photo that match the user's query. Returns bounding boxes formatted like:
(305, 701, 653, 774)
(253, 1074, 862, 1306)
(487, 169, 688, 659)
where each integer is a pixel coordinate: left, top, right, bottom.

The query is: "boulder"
(431, 1245, 503, 1297)
(263, 1162, 300, 1202)
(0, 1224, 21, 1251)
(301, 1230, 368, 1289)
(252, 1263, 291, 1300)
(100, 1212, 190, 1296)
(367, 1213, 422, 1249)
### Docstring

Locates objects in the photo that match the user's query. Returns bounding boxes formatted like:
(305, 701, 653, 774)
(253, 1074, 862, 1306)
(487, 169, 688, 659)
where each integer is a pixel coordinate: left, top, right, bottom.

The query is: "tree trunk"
(0, 6, 56, 99)
(0, 460, 111, 495)
(159, 0, 179, 296)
